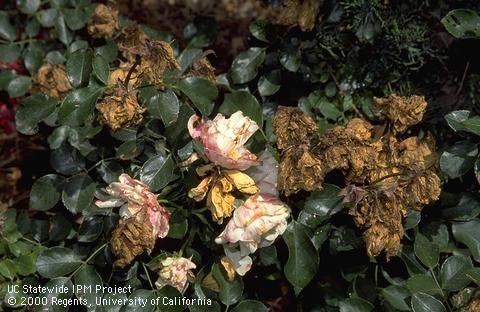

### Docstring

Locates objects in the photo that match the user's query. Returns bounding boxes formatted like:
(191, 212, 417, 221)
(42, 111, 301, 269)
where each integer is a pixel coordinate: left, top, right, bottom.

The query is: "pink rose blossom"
(215, 194, 290, 275)
(155, 256, 196, 294)
(95, 174, 170, 238)
(188, 111, 261, 170)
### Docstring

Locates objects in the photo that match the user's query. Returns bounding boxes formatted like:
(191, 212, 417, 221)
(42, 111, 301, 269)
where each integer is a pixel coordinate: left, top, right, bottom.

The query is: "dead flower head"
(189, 53, 216, 83)
(34, 63, 72, 99)
(111, 218, 156, 268)
(374, 94, 428, 132)
(271, 0, 321, 32)
(87, 4, 120, 39)
(109, 62, 140, 88)
(96, 88, 145, 131)
(188, 111, 261, 171)
(117, 21, 148, 62)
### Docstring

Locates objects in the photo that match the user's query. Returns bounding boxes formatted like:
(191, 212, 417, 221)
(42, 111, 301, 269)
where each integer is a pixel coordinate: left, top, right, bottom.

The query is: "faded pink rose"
(95, 174, 170, 238)
(188, 111, 261, 170)
(246, 149, 279, 196)
(155, 256, 196, 294)
(215, 194, 290, 275)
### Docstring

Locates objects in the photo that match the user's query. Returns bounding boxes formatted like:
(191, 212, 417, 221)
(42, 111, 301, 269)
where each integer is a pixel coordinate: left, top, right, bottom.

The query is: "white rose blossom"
(155, 256, 196, 294)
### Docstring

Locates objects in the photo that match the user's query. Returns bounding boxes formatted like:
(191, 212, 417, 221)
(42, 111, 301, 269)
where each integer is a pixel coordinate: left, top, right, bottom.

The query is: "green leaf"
(231, 300, 268, 312)
(30, 174, 65, 211)
(36, 247, 82, 278)
(17, 0, 41, 14)
(406, 274, 443, 297)
(381, 285, 410, 311)
(50, 144, 85, 175)
(0, 43, 21, 62)
(440, 141, 478, 178)
(62, 174, 95, 214)
(339, 298, 374, 312)
(176, 77, 217, 117)
(58, 86, 103, 126)
(249, 19, 269, 43)
(440, 255, 473, 291)
(55, 13, 73, 45)
(0, 259, 16, 280)
(6, 76, 32, 97)
(283, 220, 319, 294)
(36, 277, 73, 312)
(14, 252, 37, 276)
(441, 193, 480, 221)
(63, 7, 91, 31)
(140, 155, 178, 192)
(304, 184, 343, 221)
(94, 40, 118, 63)
(116, 139, 144, 160)
(66, 49, 93, 87)
(0, 11, 16, 41)
(414, 233, 439, 269)
(78, 216, 103, 243)
(92, 54, 109, 85)
(258, 70, 281, 97)
(219, 90, 263, 126)
(445, 110, 480, 135)
(147, 89, 180, 126)
(37, 8, 58, 27)
(452, 220, 480, 262)
(280, 51, 301, 72)
(212, 263, 243, 306)
(15, 94, 58, 135)
(24, 42, 45, 75)
(411, 292, 446, 312)
(97, 161, 123, 184)
(466, 267, 480, 286)
(74, 265, 103, 306)
(441, 9, 480, 38)
(230, 47, 265, 84)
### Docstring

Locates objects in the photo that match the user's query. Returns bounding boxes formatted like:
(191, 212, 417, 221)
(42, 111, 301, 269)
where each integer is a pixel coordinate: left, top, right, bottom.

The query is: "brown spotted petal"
(87, 4, 119, 39)
(111, 218, 155, 268)
(188, 176, 214, 202)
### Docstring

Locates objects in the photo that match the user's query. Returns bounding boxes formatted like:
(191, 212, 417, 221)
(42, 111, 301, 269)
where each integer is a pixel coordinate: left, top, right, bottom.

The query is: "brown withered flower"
(117, 21, 148, 63)
(111, 218, 155, 268)
(373, 94, 428, 132)
(189, 53, 216, 83)
(87, 4, 120, 39)
(273, 106, 323, 195)
(108, 62, 140, 88)
(34, 63, 72, 99)
(271, 0, 320, 32)
(96, 87, 145, 131)
(468, 297, 480, 312)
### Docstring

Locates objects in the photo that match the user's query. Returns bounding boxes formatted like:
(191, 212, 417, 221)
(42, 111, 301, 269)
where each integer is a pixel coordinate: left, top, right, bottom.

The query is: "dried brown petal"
(189, 55, 216, 82)
(111, 218, 155, 268)
(278, 146, 324, 196)
(202, 272, 220, 292)
(224, 170, 258, 195)
(468, 298, 480, 312)
(273, 106, 318, 150)
(364, 222, 403, 258)
(87, 4, 120, 39)
(138, 40, 180, 89)
(207, 180, 236, 224)
(34, 63, 72, 99)
(109, 62, 140, 88)
(96, 89, 145, 131)
(117, 22, 148, 62)
(189, 176, 214, 202)
(405, 171, 441, 211)
(220, 256, 236, 282)
(374, 94, 427, 132)
(272, 0, 320, 31)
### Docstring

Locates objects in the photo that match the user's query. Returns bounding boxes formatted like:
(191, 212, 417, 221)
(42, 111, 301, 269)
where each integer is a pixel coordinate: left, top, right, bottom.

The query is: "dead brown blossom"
(117, 22, 148, 62)
(189, 54, 216, 82)
(272, 0, 321, 32)
(273, 99, 440, 258)
(109, 62, 140, 88)
(469, 298, 480, 312)
(87, 4, 120, 39)
(111, 218, 155, 268)
(34, 63, 72, 99)
(373, 94, 428, 132)
(96, 88, 145, 130)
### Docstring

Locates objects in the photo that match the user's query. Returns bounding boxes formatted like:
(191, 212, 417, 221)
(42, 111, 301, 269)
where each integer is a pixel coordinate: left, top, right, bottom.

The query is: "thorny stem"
(69, 243, 107, 279)
(142, 262, 155, 289)
(124, 55, 141, 89)
(178, 229, 196, 257)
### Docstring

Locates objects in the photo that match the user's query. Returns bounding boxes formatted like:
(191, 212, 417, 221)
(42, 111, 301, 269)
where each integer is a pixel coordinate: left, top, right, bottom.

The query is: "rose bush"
(1, 1, 480, 311)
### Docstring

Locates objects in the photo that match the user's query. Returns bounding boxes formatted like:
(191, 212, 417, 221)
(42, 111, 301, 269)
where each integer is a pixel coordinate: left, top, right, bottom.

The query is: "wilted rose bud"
(95, 174, 170, 238)
(155, 256, 196, 294)
(188, 111, 261, 170)
(87, 4, 120, 39)
(33, 63, 72, 99)
(96, 88, 145, 131)
(215, 194, 290, 275)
